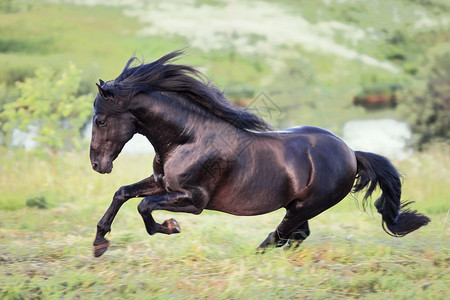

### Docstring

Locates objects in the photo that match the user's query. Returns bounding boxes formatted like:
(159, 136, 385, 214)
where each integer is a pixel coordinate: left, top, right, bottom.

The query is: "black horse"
(90, 51, 430, 257)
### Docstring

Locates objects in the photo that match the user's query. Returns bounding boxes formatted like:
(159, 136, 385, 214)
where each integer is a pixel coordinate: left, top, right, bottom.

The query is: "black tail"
(353, 151, 430, 237)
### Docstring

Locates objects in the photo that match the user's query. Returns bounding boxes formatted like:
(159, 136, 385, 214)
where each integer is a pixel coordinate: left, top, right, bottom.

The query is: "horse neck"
(130, 92, 232, 155)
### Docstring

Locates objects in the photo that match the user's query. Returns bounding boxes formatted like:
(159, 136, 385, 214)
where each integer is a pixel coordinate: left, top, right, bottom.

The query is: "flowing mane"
(101, 50, 273, 132)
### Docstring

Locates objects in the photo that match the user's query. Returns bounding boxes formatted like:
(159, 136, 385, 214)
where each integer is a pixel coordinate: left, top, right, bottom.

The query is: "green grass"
(0, 1, 449, 298)
(0, 2, 188, 87)
(0, 146, 448, 299)
(0, 2, 271, 97)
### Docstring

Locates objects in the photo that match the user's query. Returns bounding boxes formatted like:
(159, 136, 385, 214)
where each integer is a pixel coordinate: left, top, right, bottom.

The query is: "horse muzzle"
(91, 160, 113, 174)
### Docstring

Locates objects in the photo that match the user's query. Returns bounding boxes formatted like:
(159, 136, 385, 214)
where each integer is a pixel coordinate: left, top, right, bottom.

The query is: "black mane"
(100, 50, 273, 132)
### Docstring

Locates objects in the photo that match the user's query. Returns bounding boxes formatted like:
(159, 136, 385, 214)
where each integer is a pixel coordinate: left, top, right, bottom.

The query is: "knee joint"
(113, 187, 128, 203)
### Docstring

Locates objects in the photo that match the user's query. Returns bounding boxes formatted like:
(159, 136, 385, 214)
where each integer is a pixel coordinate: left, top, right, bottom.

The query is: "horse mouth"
(98, 168, 112, 174)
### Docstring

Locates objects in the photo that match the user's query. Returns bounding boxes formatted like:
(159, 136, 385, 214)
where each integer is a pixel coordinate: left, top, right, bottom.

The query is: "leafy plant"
(25, 196, 48, 209)
(404, 50, 450, 149)
(0, 63, 92, 151)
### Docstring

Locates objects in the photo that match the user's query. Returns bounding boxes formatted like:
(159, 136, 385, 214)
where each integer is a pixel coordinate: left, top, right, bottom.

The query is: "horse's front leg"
(93, 174, 164, 257)
(137, 189, 206, 236)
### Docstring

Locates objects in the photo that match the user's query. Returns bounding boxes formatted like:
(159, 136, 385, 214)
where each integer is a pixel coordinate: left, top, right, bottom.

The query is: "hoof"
(93, 241, 110, 257)
(162, 218, 181, 234)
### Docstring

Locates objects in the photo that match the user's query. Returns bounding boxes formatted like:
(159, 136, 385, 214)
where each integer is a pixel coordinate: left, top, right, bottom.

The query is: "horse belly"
(205, 162, 301, 216)
(205, 188, 287, 216)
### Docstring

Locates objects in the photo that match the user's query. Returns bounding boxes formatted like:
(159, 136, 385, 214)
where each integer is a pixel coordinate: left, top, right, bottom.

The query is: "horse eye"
(96, 119, 106, 127)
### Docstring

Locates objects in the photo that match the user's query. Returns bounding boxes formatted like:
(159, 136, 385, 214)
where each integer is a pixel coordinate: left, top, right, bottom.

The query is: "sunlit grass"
(0, 145, 448, 299)
(398, 143, 450, 214)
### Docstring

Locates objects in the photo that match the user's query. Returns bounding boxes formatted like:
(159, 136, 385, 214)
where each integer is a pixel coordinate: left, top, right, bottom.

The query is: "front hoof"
(162, 218, 181, 234)
(93, 241, 110, 257)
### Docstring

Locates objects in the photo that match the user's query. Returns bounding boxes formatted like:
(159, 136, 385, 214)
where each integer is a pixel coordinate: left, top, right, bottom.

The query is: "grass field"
(0, 0, 449, 299)
(0, 146, 448, 299)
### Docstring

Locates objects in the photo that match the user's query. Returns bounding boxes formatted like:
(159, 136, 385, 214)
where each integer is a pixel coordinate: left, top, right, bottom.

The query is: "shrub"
(0, 63, 93, 151)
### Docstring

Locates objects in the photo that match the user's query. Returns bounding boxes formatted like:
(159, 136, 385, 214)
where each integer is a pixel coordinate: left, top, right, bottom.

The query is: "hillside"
(0, 0, 449, 139)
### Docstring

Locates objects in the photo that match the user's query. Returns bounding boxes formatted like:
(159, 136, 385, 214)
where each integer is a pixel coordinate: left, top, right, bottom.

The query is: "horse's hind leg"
(285, 221, 310, 249)
(258, 192, 336, 250)
(258, 206, 308, 250)
(258, 168, 354, 251)
(258, 221, 310, 251)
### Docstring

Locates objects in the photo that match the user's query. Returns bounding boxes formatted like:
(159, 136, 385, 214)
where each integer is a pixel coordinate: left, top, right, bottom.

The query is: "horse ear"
(99, 79, 105, 86)
(96, 83, 105, 96)
(96, 82, 113, 100)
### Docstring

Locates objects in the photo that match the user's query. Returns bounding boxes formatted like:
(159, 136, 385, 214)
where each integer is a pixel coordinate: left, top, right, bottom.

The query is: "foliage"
(0, 63, 92, 151)
(0, 0, 28, 13)
(404, 50, 450, 149)
(25, 196, 49, 209)
(0, 0, 449, 145)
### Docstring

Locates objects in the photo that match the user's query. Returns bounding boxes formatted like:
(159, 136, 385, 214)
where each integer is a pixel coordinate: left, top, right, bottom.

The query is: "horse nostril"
(92, 162, 99, 170)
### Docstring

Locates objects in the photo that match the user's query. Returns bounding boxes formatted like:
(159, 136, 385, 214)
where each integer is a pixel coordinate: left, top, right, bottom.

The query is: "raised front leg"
(93, 175, 165, 257)
(137, 189, 206, 236)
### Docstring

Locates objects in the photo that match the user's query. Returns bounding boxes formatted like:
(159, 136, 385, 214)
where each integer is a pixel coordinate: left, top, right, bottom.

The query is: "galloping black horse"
(90, 51, 430, 257)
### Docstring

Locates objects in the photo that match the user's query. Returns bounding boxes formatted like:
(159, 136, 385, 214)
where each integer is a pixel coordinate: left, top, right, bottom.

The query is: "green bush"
(25, 196, 48, 209)
(404, 50, 450, 149)
(0, 63, 93, 151)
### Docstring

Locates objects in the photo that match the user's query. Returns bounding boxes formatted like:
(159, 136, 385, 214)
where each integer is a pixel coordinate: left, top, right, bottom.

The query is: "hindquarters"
(285, 129, 358, 217)
(258, 130, 357, 249)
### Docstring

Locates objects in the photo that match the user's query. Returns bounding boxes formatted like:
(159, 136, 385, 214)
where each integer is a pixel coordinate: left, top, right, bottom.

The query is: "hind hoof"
(256, 247, 266, 254)
(93, 241, 110, 257)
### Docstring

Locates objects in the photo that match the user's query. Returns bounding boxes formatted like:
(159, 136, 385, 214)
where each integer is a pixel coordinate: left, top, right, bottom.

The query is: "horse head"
(90, 80, 136, 174)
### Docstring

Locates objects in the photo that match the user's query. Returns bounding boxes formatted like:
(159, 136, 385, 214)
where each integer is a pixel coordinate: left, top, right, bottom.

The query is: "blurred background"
(1, 0, 449, 156)
(0, 0, 448, 298)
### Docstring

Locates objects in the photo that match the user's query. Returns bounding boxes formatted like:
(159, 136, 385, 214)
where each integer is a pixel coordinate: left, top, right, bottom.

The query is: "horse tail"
(353, 151, 430, 237)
